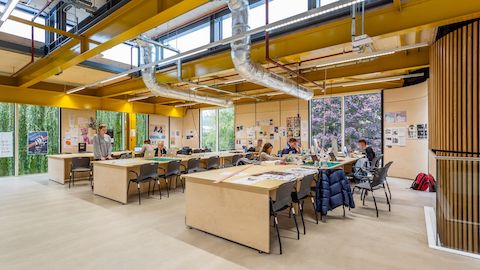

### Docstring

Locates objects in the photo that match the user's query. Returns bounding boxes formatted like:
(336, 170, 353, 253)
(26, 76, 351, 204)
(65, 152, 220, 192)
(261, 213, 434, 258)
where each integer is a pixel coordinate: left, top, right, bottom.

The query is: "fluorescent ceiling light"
(0, 0, 20, 22)
(267, 0, 365, 31)
(66, 86, 86, 94)
(128, 95, 154, 102)
(339, 73, 425, 87)
(99, 73, 129, 84)
(175, 102, 199, 107)
(316, 42, 429, 68)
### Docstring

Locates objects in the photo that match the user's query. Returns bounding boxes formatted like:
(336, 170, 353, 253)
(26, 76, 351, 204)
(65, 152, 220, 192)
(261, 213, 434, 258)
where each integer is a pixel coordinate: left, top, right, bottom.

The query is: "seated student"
(258, 143, 283, 162)
(141, 139, 155, 155)
(357, 139, 375, 162)
(280, 138, 301, 156)
(155, 140, 167, 157)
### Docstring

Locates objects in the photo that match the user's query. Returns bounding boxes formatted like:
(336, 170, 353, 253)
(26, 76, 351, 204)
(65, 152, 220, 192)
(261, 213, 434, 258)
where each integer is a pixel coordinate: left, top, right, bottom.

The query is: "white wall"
(384, 81, 429, 179)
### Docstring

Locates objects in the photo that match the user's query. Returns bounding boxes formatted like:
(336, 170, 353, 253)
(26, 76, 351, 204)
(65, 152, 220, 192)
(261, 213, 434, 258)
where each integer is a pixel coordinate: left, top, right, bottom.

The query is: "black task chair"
(205, 156, 220, 170)
(180, 158, 202, 192)
(128, 163, 159, 205)
(224, 154, 243, 168)
(291, 174, 318, 234)
(367, 154, 391, 200)
(270, 181, 300, 255)
(155, 160, 182, 196)
(69, 157, 93, 189)
(192, 149, 202, 154)
(119, 152, 132, 159)
(352, 161, 393, 217)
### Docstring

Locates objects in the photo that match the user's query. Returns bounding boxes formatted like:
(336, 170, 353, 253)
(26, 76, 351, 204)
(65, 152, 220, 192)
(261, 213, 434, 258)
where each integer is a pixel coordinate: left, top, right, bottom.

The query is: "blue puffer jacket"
(315, 169, 355, 216)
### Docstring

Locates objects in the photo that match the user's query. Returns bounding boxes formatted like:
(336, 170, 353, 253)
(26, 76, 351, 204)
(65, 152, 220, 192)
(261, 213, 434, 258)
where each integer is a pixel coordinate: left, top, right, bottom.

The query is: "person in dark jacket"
(358, 139, 375, 162)
(280, 138, 300, 156)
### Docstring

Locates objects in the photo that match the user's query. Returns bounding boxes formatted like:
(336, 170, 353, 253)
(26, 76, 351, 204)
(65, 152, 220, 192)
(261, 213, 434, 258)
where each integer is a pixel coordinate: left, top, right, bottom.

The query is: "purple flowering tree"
(311, 93, 382, 153)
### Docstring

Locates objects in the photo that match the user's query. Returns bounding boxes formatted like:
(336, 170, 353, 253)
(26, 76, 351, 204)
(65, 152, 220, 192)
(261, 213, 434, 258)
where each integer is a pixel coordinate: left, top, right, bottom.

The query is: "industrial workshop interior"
(0, 0, 479, 269)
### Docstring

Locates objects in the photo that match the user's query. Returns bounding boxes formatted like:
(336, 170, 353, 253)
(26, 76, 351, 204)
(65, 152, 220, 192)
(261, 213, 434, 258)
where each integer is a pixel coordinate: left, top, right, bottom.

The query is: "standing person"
(93, 124, 112, 160)
(140, 139, 155, 154)
(258, 143, 283, 162)
(280, 138, 301, 156)
(155, 141, 167, 157)
(357, 139, 375, 162)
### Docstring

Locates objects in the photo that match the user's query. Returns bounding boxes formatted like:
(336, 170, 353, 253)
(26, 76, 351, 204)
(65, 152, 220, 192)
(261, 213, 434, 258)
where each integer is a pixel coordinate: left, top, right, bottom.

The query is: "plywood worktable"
(47, 151, 131, 184)
(183, 164, 312, 254)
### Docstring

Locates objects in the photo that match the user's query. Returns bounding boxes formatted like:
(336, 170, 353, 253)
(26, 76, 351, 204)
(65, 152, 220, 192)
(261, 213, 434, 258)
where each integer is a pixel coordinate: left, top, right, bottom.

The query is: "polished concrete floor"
(0, 174, 477, 270)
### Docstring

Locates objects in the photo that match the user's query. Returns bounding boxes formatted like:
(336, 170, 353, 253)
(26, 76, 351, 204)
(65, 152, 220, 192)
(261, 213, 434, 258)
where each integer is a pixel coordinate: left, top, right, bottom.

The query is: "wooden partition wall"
(429, 20, 479, 254)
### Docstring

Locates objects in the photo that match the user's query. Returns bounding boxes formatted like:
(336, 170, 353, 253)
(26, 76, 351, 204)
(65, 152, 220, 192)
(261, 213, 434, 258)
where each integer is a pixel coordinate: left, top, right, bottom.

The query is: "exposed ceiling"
(0, 0, 479, 111)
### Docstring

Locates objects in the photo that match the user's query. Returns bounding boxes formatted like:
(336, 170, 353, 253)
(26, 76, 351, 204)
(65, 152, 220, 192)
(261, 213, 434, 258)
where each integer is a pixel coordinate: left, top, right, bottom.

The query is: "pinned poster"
(408, 125, 417, 139)
(0, 132, 13, 158)
(28, 131, 48, 155)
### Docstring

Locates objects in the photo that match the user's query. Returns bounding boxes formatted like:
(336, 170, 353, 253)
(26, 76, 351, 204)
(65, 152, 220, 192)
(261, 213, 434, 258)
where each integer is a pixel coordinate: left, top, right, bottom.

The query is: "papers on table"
(285, 167, 318, 176)
(231, 171, 297, 186)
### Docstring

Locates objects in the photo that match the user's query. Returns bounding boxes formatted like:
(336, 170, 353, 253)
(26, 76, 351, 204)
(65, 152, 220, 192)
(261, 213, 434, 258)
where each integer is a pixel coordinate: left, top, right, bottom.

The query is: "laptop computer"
(144, 150, 155, 159)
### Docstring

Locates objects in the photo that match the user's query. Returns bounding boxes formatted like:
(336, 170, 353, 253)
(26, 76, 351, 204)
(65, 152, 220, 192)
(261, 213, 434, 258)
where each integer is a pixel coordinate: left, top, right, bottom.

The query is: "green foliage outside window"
(96, 110, 125, 151)
(136, 114, 148, 147)
(18, 104, 60, 175)
(218, 108, 235, 151)
(0, 103, 15, 176)
(201, 109, 217, 151)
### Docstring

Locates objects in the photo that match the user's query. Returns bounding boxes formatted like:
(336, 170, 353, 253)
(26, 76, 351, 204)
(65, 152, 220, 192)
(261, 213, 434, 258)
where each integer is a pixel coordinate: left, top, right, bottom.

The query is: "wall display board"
(0, 132, 13, 157)
(286, 116, 301, 142)
(28, 131, 48, 155)
(62, 109, 97, 153)
(384, 127, 406, 147)
(385, 111, 407, 123)
(416, 124, 428, 139)
(149, 115, 169, 146)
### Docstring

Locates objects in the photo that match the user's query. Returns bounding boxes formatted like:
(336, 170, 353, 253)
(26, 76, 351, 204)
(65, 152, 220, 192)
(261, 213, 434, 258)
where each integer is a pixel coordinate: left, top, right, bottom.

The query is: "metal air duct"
(139, 42, 233, 107)
(225, 0, 314, 100)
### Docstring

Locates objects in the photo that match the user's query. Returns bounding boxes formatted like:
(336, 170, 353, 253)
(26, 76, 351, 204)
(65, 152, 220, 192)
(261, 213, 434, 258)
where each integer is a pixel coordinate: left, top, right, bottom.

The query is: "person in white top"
(93, 124, 112, 160)
(258, 143, 284, 162)
(141, 139, 155, 154)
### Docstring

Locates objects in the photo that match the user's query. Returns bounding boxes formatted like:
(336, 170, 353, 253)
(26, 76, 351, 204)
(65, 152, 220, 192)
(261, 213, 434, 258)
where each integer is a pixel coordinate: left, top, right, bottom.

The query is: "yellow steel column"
(127, 112, 137, 151)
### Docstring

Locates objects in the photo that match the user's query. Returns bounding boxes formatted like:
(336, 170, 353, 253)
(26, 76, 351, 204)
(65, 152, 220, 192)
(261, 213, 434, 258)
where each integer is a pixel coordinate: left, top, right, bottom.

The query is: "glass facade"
(17, 104, 60, 175)
(311, 93, 382, 153)
(136, 114, 148, 147)
(0, 103, 15, 177)
(200, 109, 218, 151)
(200, 107, 235, 152)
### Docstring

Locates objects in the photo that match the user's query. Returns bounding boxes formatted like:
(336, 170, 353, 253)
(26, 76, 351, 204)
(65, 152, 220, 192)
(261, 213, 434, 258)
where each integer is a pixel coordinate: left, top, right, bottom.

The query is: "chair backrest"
(71, 157, 90, 170)
(138, 163, 158, 181)
(371, 154, 384, 168)
(119, 153, 132, 159)
(193, 149, 202, 154)
(206, 156, 220, 169)
(187, 158, 201, 173)
(371, 161, 393, 187)
(297, 174, 315, 200)
(166, 160, 182, 176)
(245, 153, 253, 160)
(231, 154, 242, 166)
(272, 181, 296, 212)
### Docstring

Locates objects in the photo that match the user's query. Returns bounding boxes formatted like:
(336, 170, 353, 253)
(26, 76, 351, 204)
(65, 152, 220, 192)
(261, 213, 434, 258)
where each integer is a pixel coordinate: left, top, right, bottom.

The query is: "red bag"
(411, 173, 436, 192)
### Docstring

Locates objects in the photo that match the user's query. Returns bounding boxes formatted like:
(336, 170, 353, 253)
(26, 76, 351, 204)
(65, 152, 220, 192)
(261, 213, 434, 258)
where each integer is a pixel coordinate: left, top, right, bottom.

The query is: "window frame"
(200, 107, 235, 152)
(309, 89, 383, 153)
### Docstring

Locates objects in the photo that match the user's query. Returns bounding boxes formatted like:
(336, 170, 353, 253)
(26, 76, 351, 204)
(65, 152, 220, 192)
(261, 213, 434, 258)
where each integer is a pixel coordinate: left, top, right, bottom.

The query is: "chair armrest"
(128, 170, 139, 178)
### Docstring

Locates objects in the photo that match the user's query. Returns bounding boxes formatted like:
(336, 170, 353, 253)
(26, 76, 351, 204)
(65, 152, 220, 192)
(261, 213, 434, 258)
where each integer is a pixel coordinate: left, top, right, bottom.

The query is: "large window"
(161, 21, 211, 59)
(135, 114, 148, 147)
(311, 96, 342, 149)
(201, 107, 235, 151)
(0, 7, 45, 42)
(311, 92, 382, 153)
(96, 110, 125, 151)
(17, 104, 60, 175)
(102, 43, 139, 66)
(0, 103, 15, 177)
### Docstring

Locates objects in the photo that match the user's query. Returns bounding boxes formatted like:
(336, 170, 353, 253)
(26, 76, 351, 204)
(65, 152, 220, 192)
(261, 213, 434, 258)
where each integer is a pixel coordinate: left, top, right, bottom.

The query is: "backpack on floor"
(411, 173, 436, 192)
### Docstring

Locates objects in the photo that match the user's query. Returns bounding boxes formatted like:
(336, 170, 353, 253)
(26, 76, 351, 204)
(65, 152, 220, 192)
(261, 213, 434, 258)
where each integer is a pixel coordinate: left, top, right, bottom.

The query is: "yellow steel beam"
(393, 0, 402, 11)
(96, 0, 476, 97)
(0, 84, 185, 117)
(13, 0, 210, 88)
